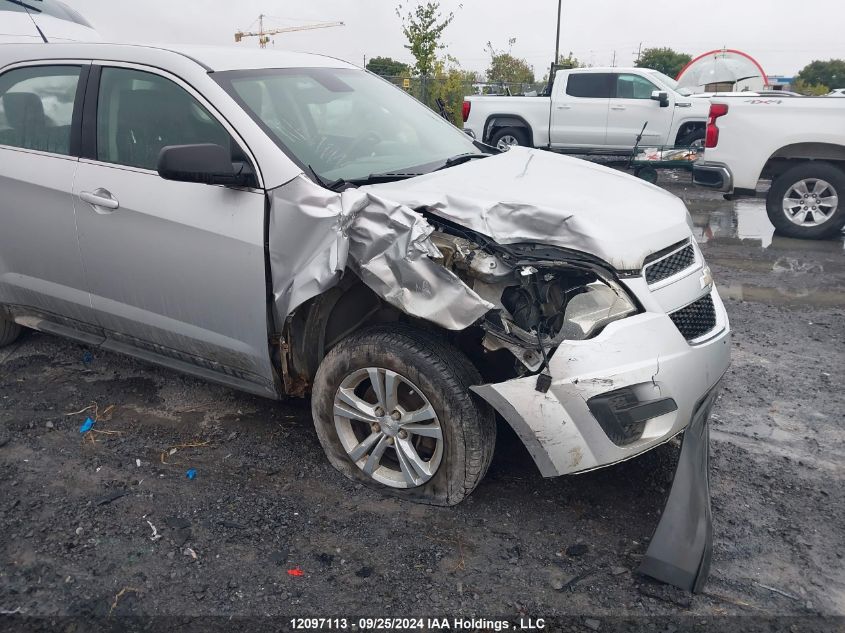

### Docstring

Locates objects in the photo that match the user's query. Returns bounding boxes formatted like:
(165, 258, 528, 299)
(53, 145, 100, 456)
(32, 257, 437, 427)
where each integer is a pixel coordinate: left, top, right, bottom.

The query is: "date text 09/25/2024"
(289, 618, 547, 631)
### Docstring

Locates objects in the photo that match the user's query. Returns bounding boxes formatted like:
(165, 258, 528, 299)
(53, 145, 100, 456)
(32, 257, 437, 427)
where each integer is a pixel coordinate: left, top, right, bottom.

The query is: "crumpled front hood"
(364, 147, 692, 271)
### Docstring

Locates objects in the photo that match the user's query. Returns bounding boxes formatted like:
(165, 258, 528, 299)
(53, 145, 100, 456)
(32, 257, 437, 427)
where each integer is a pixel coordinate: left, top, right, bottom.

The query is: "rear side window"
(564, 73, 613, 98)
(0, 65, 81, 156)
(96, 67, 234, 171)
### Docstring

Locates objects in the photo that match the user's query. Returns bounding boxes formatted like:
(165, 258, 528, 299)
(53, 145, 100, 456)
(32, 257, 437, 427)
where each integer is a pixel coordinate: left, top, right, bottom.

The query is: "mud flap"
(638, 386, 720, 593)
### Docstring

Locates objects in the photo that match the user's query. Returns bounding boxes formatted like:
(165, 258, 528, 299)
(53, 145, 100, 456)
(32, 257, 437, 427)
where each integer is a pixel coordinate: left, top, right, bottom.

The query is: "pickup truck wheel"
(311, 325, 496, 506)
(0, 318, 22, 348)
(766, 162, 845, 239)
(677, 128, 704, 148)
(490, 127, 528, 152)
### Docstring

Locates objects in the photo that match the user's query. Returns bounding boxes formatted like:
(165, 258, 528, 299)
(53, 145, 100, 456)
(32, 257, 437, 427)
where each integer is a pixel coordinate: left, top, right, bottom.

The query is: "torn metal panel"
(364, 147, 692, 271)
(639, 385, 719, 593)
(268, 175, 493, 331)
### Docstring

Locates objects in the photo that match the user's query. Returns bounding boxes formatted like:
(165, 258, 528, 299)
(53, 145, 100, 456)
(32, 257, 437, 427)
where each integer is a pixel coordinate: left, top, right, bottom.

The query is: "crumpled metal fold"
(268, 175, 494, 330)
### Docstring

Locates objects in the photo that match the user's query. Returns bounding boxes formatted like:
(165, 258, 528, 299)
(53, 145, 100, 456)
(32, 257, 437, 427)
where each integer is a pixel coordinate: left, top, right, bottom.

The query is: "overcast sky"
(65, 0, 840, 77)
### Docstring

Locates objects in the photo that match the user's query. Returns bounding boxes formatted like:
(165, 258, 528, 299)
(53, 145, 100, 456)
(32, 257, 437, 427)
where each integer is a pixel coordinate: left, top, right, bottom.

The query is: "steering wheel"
(345, 131, 382, 160)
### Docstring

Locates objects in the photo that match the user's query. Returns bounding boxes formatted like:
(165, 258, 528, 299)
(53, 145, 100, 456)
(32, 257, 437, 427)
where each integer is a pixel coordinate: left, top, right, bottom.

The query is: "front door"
(73, 64, 276, 395)
(604, 73, 674, 149)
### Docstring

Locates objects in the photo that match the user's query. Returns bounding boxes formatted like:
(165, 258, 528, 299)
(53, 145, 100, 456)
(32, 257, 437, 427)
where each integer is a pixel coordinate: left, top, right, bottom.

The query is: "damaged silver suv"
(0, 44, 730, 509)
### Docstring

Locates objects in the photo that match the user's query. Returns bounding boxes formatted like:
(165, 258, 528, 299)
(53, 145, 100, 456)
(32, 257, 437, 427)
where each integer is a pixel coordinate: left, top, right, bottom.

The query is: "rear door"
(0, 62, 101, 340)
(605, 73, 674, 149)
(73, 63, 277, 396)
(549, 72, 612, 148)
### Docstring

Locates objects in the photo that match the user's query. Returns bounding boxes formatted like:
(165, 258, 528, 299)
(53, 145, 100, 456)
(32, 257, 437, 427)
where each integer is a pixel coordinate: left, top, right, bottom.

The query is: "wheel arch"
(674, 121, 705, 146)
(483, 114, 534, 146)
(762, 143, 845, 180)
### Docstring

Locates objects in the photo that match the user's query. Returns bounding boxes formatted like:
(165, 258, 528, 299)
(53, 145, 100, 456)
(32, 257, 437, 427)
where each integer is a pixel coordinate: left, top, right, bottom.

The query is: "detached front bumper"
(692, 161, 733, 192)
(471, 289, 731, 477)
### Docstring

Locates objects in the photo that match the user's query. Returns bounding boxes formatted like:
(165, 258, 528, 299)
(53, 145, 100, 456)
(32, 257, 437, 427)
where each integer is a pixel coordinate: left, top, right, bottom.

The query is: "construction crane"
(235, 14, 344, 48)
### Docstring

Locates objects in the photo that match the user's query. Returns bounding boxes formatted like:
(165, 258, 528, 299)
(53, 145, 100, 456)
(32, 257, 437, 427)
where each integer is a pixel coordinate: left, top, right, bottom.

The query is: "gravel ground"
(1, 172, 843, 630)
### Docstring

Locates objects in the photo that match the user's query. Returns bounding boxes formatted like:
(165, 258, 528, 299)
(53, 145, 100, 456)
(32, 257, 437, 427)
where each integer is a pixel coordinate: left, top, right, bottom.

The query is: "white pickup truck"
(693, 97, 845, 239)
(462, 67, 710, 153)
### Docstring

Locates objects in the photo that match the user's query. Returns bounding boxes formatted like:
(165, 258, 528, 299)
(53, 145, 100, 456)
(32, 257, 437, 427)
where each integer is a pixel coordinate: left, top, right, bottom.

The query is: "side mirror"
(157, 144, 249, 186)
(651, 90, 670, 107)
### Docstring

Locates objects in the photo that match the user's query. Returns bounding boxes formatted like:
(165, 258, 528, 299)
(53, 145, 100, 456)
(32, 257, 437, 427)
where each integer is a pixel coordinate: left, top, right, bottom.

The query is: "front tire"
(311, 325, 496, 506)
(490, 126, 529, 152)
(766, 162, 845, 239)
(0, 318, 21, 348)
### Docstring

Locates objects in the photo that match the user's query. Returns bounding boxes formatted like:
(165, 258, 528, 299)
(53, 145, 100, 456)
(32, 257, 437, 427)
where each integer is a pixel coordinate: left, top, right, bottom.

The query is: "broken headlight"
(558, 279, 637, 340)
(500, 271, 637, 342)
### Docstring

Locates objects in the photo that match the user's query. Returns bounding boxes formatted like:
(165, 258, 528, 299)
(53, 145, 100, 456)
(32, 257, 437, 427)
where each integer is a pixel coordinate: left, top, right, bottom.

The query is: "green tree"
(396, 1, 454, 76)
(795, 59, 845, 89)
(636, 47, 692, 78)
(366, 56, 410, 77)
(486, 55, 534, 84)
(557, 51, 583, 69)
(792, 78, 830, 96)
(428, 56, 476, 125)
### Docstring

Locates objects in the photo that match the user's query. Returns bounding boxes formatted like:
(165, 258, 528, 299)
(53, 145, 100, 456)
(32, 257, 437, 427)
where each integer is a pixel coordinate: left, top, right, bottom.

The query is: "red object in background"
(462, 100, 471, 123)
(705, 103, 729, 148)
(287, 567, 304, 577)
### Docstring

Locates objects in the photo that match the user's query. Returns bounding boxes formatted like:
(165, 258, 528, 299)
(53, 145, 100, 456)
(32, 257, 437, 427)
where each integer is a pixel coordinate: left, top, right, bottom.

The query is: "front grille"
(670, 293, 717, 340)
(645, 244, 695, 285)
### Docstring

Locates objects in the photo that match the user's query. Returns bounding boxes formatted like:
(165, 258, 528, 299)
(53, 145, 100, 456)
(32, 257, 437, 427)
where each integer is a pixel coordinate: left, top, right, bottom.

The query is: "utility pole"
(554, 0, 562, 66)
(611, 50, 616, 67)
(636, 42, 642, 64)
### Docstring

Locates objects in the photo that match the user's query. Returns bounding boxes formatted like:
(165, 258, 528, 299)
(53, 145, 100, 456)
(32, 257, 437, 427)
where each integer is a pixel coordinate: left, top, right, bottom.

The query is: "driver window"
(615, 74, 659, 100)
(96, 67, 234, 170)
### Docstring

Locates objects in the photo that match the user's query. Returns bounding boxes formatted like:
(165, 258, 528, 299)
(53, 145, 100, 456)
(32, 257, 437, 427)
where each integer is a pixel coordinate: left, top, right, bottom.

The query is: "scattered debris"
(287, 567, 304, 577)
(583, 618, 601, 631)
(160, 441, 210, 465)
(108, 586, 139, 618)
(355, 566, 373, 578)
(146, 520, 162, 541)
(79, 418, 95, 433)
(183, 547, 198, 560)
(96, 490, 129, 506)
(186, 469, 197, 480)
(45, 421, 54, 430)
(135, 459, 141, 468)
(557, 567, 600, 591)
(753, 581, 800, 601)
(0, 607, 24, 615)
(82, 351, 94, 365)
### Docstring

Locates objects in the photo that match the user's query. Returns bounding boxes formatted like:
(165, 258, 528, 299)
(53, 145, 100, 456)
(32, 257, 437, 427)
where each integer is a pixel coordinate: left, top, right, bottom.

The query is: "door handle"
(610, 105, 626, 110)
(80, 189, 120, 212)
(556, 104, 572, 110)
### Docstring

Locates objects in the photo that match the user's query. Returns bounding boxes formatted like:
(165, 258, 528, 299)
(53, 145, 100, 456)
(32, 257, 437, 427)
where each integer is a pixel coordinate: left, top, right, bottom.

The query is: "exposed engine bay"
(425, 216, 639, 374)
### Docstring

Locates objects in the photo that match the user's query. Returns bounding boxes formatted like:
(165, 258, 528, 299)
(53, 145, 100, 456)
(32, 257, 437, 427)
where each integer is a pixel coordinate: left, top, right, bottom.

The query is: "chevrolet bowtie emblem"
(700, 266, 713, 289)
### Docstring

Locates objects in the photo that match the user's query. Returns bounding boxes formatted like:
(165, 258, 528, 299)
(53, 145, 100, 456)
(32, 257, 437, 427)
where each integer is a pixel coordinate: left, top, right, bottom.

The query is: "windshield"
(214, 67, 481, 182)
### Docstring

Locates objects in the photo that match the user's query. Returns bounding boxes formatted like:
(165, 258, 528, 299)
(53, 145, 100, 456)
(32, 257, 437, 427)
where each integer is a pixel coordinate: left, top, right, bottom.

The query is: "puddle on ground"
(717, 282, 845, 308)
(686, 196, 845, 251)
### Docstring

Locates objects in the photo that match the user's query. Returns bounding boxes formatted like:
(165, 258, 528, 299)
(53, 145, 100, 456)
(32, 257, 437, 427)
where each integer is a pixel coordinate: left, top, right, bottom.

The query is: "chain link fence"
(379, 76, 548, 126)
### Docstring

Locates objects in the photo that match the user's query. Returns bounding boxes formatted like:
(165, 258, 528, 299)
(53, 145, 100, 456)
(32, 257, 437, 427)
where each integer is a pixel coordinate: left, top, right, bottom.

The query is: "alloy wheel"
(782, 178, 839, 227)
(333, 367, 444, 488)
